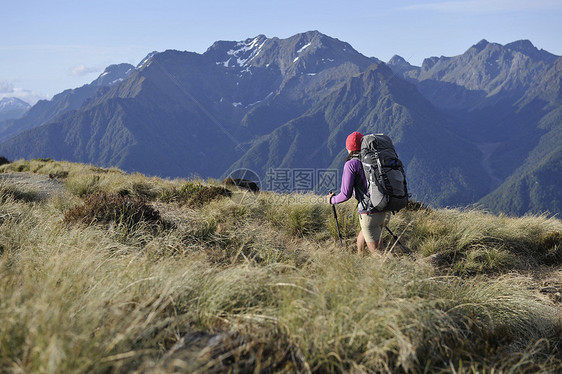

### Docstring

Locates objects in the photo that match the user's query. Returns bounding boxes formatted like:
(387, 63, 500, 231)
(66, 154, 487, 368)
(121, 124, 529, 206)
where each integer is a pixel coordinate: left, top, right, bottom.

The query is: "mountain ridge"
(387, 38, 561, 215)
(0, 32, 559, 215)
(0, 63, 135, 143)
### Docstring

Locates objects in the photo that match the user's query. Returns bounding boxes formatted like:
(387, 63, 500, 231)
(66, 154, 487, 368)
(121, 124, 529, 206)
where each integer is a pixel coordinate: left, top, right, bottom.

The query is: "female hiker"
(327, 131, 390, 255)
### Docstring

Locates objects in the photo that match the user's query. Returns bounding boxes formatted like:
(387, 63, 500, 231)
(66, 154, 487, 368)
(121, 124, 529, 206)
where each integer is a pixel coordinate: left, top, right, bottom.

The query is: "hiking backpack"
(360, 134, 409, 212)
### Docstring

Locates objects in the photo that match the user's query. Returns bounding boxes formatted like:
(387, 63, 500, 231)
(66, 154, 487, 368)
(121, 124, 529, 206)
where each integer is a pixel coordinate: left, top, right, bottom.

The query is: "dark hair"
(345, 151, 361, 162)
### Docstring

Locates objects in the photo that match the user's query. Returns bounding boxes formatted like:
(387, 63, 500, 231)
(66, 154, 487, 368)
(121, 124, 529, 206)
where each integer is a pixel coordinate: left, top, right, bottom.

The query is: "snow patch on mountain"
(0, 97, 31, 121)
(0, 97, 30, 111)
(297, 43, 312, 54)
(247, 91, 274, 107)
(137, 51, 158, 70)
(93, 63, 136, 87)
(223, 36, 267, 67)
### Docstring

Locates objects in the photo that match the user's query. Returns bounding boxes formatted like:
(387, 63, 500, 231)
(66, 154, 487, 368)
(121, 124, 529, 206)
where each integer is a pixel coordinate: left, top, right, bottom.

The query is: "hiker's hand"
(327, 192, 335, 204)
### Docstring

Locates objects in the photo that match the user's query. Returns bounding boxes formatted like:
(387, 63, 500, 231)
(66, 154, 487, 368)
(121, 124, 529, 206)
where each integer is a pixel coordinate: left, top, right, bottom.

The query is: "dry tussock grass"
(0, 159, 560, 373)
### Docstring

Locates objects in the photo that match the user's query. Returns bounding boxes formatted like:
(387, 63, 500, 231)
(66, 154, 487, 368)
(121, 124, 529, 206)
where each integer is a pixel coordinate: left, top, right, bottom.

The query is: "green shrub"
(15, 164, 30, 172)
(47, 171, 69, 179)
(455, 247, 519, 275)
(160, 183, 232, 207)
(118, 182, 159, 200)
(64, 192, 163, 229)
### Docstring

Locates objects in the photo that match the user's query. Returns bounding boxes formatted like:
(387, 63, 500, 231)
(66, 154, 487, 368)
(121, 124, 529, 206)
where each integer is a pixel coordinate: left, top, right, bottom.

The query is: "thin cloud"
(0, 81, 15, 94)
(400, 0, 562, 14)
(0, 81, 49, 105)
(71, 64, 100, 77)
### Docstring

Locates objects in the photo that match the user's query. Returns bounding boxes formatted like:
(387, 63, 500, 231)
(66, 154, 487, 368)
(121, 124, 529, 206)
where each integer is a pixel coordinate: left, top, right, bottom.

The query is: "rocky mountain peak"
(203, 31, 371, 76)
(387, 55, 419, 77)
(504, 39, 537, 55)
(92, 63, 135, 87)
(388, 55, 409, 66)
(0, 97, 30, 110)
(0, 97, 31, 122)
(137, 51, 159, 70)
(505, 39, 558, 63)
(472, 39, 490, 52)
(204, 35, 268, 69)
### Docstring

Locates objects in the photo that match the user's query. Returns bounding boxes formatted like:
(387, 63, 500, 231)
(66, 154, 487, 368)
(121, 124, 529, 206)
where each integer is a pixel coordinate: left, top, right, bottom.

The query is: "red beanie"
(345, 131, 363, 152)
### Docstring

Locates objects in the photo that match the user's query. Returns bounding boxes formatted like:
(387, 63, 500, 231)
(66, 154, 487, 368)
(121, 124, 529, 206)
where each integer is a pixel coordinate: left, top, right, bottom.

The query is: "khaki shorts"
(359, 211, 390, 243)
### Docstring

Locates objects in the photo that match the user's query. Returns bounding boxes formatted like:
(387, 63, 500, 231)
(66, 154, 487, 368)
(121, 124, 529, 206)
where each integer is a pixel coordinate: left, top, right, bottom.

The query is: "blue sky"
(2, 0, 561, 104)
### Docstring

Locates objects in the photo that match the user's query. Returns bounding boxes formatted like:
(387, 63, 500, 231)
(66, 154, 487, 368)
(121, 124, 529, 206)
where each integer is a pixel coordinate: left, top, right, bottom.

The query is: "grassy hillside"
(0, 159, 561, 373)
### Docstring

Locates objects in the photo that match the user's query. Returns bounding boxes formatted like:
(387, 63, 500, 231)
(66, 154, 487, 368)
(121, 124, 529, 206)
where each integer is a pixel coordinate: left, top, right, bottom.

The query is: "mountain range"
(0, 63, 134, 144)
(387, 39, 561, 215)
(0, 31, 559, 215)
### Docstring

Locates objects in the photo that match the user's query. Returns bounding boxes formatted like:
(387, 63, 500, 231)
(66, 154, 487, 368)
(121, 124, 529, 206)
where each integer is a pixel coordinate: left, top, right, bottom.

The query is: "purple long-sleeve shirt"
(330, 158, 372, 213)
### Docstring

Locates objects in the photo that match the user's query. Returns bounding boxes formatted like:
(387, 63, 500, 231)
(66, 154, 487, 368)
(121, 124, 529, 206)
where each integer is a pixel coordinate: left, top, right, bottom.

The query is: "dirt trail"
(0, 172, 66, 199)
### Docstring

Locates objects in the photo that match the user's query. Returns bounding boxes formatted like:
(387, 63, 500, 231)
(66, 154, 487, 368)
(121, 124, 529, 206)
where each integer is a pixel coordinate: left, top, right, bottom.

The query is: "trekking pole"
(385, 226, 415, 261)
(329, 191, 343, 247)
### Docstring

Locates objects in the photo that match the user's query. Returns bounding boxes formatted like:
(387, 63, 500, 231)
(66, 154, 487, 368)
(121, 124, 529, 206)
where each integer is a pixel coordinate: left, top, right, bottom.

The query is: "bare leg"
(357, 231, 382, 255)
(359, 231, 384, 255)
(357, 230, 366, 255)
(365, 241, 377, 254)
(365, 236, 383, 255)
